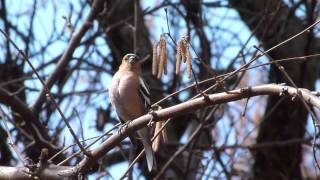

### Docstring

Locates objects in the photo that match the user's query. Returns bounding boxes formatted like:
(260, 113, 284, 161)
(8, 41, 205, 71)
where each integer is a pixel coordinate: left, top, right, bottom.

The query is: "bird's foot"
(118, 121, 130, 134)
(147, 110, 158, 128)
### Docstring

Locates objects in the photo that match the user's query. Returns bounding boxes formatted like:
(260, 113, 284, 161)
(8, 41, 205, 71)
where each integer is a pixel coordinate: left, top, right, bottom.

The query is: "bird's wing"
(139, 77, 151, 109)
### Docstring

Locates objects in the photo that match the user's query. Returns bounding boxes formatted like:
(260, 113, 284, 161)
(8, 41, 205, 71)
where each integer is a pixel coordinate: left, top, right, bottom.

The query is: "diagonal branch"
(0, 165, 77, 179)
(0, 84, 319, 179)
(0, 87, 36, 124)
(76, 83, 320, 174)
(0, 87, 59, 151)
(31, 0, 105, 112)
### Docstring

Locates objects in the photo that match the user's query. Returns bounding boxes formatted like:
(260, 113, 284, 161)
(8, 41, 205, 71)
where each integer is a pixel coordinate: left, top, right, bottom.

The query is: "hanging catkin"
(186, 44, 191, 78)
(163, 41, 167, 75)
(175, 42, 182, 75)
(157, 35, 167, 79)
(152, 42, 158, 76)
(180, 39, 187, 62)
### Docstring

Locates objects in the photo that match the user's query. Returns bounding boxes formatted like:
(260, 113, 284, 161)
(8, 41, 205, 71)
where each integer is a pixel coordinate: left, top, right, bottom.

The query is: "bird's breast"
(108, 72, 145, 121)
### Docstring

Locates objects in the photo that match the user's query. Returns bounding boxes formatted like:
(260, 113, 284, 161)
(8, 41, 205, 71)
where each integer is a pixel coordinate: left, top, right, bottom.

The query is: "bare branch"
(77, 83, 320, 174)
(31, 0, 105, 112)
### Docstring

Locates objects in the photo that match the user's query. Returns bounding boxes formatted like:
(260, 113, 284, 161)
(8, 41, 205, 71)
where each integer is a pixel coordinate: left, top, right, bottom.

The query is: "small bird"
(108, 53, 155, 171)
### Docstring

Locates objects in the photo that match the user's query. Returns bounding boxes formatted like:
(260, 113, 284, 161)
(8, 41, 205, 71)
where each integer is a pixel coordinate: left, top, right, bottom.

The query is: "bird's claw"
(148, 120, 154, 127)
(147, 110, 158, 128)
(118, 121, 130, 134)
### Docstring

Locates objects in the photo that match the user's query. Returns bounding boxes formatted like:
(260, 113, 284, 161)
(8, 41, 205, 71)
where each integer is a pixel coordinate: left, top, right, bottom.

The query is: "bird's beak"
(128, 55, 136, 64)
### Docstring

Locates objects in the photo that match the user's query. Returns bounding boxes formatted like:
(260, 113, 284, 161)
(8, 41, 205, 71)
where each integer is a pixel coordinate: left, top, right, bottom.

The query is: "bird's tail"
(142, 139, 156, 172)
(138, 128, 156, 172)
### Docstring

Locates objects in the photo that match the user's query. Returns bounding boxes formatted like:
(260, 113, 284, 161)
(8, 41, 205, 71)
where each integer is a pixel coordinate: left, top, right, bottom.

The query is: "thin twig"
(253, 45, 320, 171)
(31, 0, 105, 112)
(133, 0, 138, 53)
(153, 53, 320, 107)
(155, 120, 205, 179)
(265, 19, 320, 54)
(119, 118, 173, 179)
(48, 135, 100, 162)
(76, 84, 320, 174)
(0, 106, 25, 165)
(73, 108, 85, 144)
(163, 11, 204, 97)
(0, 29, 91, 157)
(57, 123, 120, 165)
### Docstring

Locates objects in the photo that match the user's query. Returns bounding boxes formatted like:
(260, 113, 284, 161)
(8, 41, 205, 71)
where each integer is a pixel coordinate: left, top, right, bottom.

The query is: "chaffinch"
(108, 53, 155, 171)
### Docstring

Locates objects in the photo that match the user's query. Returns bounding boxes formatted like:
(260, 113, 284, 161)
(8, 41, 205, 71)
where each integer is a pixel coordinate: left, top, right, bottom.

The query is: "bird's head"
(122, 53, 141, 64)
(120, 53, 147, 71)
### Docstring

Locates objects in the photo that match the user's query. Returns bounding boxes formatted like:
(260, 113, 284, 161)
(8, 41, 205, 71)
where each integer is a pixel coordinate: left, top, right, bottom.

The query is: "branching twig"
(0, 29, 91, 157)
(119, 118, 172, 179)
(253, 45, 320, 171)
(31, 0, 105, 112)
(0, 106, 25, 165)
(76, 84, 320, 174)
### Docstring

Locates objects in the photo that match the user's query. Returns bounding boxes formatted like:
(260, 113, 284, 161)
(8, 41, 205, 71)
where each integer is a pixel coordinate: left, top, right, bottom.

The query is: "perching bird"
(108, 53, 155, 171)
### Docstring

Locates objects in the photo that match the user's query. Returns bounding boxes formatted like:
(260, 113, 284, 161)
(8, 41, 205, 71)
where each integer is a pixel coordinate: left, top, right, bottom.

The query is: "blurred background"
(0, 0, 320, 179)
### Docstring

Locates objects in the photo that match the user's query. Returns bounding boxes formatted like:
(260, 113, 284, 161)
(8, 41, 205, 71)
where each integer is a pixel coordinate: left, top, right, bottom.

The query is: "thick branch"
(1, 84, 319, 178)
(77, 83, 320, 173)
(0, 87, 36, 123)
(0, 165, 77, 180)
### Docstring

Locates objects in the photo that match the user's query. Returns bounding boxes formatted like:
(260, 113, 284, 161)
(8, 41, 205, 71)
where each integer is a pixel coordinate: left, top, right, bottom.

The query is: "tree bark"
(229, 0, 319, 179)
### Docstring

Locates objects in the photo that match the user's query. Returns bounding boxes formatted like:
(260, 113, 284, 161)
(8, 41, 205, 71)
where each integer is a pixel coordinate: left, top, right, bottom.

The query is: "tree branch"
(0, 165, 77, 180)
(31, 0, 105, 112)
(0, 87, 59, 152)
(1, 84, 319, 178)
(77, 83, 320, 173)
(0, 87, 36, 123)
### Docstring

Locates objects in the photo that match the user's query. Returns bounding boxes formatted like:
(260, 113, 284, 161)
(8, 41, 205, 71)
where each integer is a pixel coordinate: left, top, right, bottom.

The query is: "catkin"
(176, 37, 192, 78)
(152, 43, 158, 76)
(180, 40, 187, 62)
(152, 121, 168, 151)
(186, 45, 192, 78)
(157, 35, 166, 79)
(175, 42, 182, 75)
(163, 41, 167, 75)
(161, 121, 168, 143)
(152, 122, 162, 152)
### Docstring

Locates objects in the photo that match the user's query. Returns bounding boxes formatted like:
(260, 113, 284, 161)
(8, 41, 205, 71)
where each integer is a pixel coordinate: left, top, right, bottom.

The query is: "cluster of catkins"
(152, 35, 192, 79)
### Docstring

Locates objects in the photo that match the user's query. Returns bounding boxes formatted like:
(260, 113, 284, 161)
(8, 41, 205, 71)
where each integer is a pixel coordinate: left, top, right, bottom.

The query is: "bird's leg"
(118, 121, 131, 135)
(147, 109, 158, 128)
